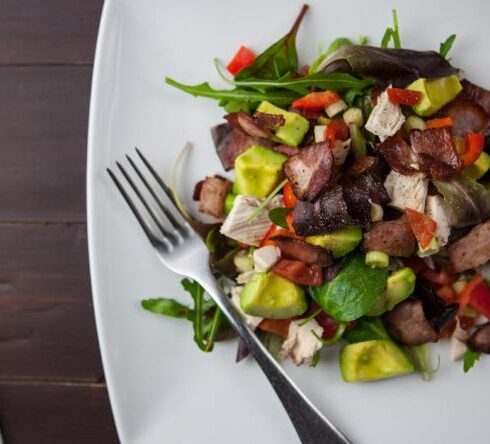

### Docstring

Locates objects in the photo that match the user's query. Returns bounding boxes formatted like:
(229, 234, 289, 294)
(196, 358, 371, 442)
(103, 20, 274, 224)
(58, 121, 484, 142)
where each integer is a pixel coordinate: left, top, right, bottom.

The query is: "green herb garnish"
(381, 9, 401, 48)
(439, 34, 456, 58)
(463, 348, 481, 373)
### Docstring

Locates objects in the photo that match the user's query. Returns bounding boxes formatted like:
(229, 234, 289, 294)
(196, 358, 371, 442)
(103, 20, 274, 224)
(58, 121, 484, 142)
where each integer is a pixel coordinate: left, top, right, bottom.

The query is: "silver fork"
(107, 148, 350, 444)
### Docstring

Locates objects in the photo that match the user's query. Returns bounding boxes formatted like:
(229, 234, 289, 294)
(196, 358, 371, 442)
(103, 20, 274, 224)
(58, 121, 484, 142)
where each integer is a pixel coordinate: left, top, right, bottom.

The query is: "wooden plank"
(0, 223, 103, 381)
(0, 66, 90, 222)
(0, 381, 118, 444)
(0, 0, 103, 65)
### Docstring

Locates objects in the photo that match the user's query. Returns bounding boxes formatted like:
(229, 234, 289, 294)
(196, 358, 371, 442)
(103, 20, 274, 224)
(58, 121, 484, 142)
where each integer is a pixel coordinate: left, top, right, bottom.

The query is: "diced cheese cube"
(231, 286, 263, 330)
(253, 246, 281, 272)
(365, 89, 406, 141)
(425, 195, 451, 247)
(384, 170, 429, 213)
(279, 319, 323, 365)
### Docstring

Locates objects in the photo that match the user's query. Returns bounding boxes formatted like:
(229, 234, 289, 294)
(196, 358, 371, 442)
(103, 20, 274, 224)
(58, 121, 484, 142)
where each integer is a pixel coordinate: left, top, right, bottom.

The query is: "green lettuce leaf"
(343, 317, 389, 343)
(463, 348, 481, 373)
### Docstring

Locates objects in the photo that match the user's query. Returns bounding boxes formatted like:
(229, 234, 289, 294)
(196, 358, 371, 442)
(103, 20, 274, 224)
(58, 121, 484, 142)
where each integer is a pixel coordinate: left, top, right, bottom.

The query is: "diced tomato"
(315, 311, 339, 340)
(272, 259, 323, 287)
(226, 46, 256, 76)
(421, 267, 457, 286)
(258, 318, 293, 338)
(260, 225, 294, 247)
(291, 90, 341, 110)
(325, 120, 349, 148)
(426, 117, 454, 129)
(468, 278, 490, 319)
(458, 274, 484, 314)
(461, 133, 485, 167)
(405, 208, 437, 249)
(436, 285, 457, 303)
(283, 182, 298, 208)
(387, 88, 422, 105)
(402, 256, 427, 273)
(299, 108, 324, 120)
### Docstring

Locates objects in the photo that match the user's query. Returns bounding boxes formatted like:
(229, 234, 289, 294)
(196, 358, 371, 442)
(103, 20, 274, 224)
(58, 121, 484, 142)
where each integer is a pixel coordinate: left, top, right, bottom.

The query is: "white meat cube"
(365, 89, 406, 141)
(425, 195, 451, 247)
(253, 246, 281, 272)
(384, 170, 429, 213)
(279, 319, 324, 365)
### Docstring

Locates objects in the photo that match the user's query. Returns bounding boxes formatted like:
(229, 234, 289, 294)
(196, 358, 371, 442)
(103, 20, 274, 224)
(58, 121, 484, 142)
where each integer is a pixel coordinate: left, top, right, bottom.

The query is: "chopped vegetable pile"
(146, 6, 490, 382)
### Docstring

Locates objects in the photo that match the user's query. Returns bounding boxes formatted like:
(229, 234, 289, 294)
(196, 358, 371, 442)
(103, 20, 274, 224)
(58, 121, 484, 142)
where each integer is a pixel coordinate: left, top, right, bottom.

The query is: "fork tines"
(107, 149, 190, 250)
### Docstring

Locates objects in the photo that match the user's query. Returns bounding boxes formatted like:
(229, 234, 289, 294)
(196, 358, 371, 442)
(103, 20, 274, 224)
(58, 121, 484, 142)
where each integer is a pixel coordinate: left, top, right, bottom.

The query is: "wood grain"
(0, 381, 118, 444)
(0, 223, 103, 381)
(0, 66, 91, 222)
(0, 0, 104, 65)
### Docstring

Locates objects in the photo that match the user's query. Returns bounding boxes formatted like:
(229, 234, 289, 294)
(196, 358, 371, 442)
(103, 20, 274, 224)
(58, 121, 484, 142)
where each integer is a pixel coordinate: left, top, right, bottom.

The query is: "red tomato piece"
(469, 278, 490, 319)
(458, 274, 484, 315)
(272, 259, 323, 287)
(325, 120, 349, 148)
(226, 46, 256, 76)
(291, 90, 341, 110)
(405, 208, 437, 249)
(387, 88, 422, 105)
(461, 133, 485, 167)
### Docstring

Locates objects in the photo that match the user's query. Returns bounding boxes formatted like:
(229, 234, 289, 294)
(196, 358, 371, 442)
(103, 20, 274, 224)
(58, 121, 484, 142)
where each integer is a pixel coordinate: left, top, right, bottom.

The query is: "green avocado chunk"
(233, 145, 287, 198)
(340, 339, 414, 382)
(407, 75, 462, 117)
(256, 101, 309, 146)
(463, 152, 490, 181)
(306, 226, 362, 258)
(240, 272, 307, 319)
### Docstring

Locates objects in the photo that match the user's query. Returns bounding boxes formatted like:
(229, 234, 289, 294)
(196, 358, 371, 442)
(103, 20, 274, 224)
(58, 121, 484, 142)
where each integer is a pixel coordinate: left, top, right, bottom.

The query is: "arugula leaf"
(343, 317, 389, 343)
(235, 5, 309, 81)
(381, 9, 401, 49)
(404, 344, 439, 381)
(269, 207, 292, 229)
(309, 38, 354, 74)
(165, 77, 299, 108)
(141, 298, 191, 319)
(311, 253, 388, 322)
(463, 348, 481, 373)
(439, 34, 456, 58)
(247, 178, 288, 222)
(358, 35, 368, 45)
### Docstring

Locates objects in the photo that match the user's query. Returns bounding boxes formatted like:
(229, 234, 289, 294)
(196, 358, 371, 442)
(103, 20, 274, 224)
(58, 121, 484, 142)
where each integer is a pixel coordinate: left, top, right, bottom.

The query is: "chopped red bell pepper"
(458, 274, 484, 314)
(387, 88, 422, 106)
(405, 208, 437, 249)
(258, 318, 293, 338)
(260, 225, 294, 247)
(461, 133, 485, 167)
(283, 182, 298, 208)
(325, 119, 349, 148)
(226, 46, 256, 76)
(291, 91, 341, 110)
(426, 117, 454, 129)
(468, 277, 490, 319)
(272, 259, 323, 287)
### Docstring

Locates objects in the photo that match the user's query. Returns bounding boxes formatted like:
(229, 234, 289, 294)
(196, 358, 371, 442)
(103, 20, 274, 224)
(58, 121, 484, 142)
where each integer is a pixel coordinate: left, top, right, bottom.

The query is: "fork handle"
(198, 272, 350, 444)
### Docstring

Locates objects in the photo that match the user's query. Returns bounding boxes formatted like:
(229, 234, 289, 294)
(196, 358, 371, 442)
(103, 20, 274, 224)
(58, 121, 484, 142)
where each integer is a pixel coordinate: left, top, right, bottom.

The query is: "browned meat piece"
(378, 134, 419, 175)
(211, 123, 274, 171)
(384, 299, 438, 345)
(468, 323, 490, 354)
(448, 219, 490, 272)
(270, 235, 332, 266)
(284, 142, 333, 202)
(410, 127, 463, 179)
(362, 217, 416, 257)
(253, 112, 285, 130)
(272, 144, 300, 157)
(462, 79, 490, 115)
(292, 185, 356, 236)
(439, 97, 490, 137)
(197, 176, 232, 218)
(225, 112, 272, 138)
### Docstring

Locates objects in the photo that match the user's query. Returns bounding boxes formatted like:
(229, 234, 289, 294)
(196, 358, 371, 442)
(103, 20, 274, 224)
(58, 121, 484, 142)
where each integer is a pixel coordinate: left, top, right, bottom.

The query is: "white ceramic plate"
(88, 1, 490, 443)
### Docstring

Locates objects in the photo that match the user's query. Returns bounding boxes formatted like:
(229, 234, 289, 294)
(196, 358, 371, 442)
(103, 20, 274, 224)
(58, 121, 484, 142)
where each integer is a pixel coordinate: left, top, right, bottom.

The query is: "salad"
(143, 6, 490, 382)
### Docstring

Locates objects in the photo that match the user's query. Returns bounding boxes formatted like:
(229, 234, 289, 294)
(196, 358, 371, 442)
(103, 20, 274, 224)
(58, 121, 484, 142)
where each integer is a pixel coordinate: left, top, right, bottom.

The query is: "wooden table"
(0, 2, 118, 442)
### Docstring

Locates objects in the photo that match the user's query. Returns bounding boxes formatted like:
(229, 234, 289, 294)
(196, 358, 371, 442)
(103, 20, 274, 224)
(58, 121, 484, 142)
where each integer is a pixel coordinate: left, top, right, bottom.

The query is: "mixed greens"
(144, 6, 490, 382)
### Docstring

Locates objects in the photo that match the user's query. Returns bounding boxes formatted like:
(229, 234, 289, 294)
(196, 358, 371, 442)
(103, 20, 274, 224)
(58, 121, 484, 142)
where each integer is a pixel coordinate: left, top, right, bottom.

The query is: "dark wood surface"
(0, 1, 118, 443)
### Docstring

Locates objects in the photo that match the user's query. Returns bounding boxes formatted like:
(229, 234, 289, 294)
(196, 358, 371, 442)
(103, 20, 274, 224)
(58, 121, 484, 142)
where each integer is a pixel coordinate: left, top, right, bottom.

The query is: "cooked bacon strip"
(378, 134, 419, 175)
(197, 176, 232, 218)
(272, 259, 323, 287)
(253, 112, 285, 130)
(270, 235, 332, 266)
(362, 216, 416, 257)
(462, 79, 490, 115)
(225, 112, 272, 139)
(439, 97, 490, 137)
(272, 144, 301, 157)
(284, 142, 333, 202)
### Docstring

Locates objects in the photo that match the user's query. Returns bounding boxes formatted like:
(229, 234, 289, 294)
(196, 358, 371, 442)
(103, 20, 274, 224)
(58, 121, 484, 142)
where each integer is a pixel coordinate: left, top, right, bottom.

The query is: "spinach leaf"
(311, 253, 388, 322)
(463, 348, 481, 373)
(269, 207, 292, 229)
(141, 298, 191, 319)
(309, 38, 353, 74)
(439, 34, 456, 58)
(404, 344, 439, 381)
(343, 317, 389, 343)
(235, 5, 308, 81)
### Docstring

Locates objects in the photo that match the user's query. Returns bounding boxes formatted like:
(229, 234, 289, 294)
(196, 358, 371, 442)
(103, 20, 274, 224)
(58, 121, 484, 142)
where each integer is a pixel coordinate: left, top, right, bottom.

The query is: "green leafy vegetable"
(235, 5, 308, 81)
(312, 323, 347, 346)
(404, 344, 439, 381)
(463, 348, 481, 373)
(205, 228, 218, 253)
(259, 331, 285, 358)
(381, 9, 401, 48)
(358, 35, 368, 45)
(439, 34, 456, 58)
(269, 207, 292, 229)
(141, 298, 191, 319)
(343, 317, 389, 343)
(309, 350, 321, 367)
(311, 253, 388, 322)
(309, 38, 354, 74)
(247, 178, 288, 222)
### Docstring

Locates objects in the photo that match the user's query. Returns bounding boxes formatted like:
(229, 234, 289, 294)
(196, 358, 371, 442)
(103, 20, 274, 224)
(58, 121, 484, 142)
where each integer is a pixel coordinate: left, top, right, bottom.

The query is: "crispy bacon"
(253, 112, 286, 130)
(270, 235, 332, 266)
(462, 79, 490, 115)
(439, 97, 490, 137)
(197, 176, 232, 218)
(272, 259, 323, 287)
(272, 144, 301, 157)
(378, 134, 419, 175)
(284, 142, 333, 202)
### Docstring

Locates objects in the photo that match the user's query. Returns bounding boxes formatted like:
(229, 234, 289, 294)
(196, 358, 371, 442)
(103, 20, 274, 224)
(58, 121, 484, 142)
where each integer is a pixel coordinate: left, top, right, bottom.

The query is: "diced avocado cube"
(340, 339, 414, 382)
(407, 75, 462, 117)
(306, 226, 362, 258)
(256, 101, 309, 146)
(233, 145, 287, 198)
(463, 151, 490, 180)
(240, 272, 307, 319)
